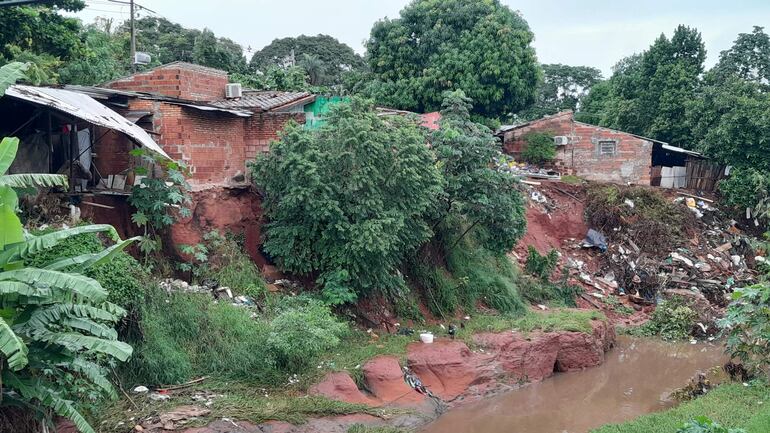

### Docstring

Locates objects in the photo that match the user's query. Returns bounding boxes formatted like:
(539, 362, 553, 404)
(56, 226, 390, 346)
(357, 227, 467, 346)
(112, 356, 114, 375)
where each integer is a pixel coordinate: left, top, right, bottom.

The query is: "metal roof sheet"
(6, 85, 170, 159)
(211, 91, 315, 112)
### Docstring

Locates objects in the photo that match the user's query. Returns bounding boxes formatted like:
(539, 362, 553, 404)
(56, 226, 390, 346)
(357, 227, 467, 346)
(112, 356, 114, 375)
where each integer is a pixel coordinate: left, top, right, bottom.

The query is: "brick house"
(66, 62, 316, 264)
(497, 111, 655, 185)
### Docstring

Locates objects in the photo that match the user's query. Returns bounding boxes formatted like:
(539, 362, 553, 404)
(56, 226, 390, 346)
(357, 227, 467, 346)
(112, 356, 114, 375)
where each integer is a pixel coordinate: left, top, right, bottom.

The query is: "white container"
(419, 333, 434, 344)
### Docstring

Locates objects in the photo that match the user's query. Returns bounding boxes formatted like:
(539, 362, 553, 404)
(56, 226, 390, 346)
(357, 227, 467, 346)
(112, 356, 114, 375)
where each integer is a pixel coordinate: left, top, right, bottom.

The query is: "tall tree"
(0, 0, 84, 62)
(249, 34, 364, 85)
(519, 64, 603, 120)
(58, 24, 130, 85)
(712, 26, 770, 86)
(577, 25, 705, 148)
(363, 0, 540, 119)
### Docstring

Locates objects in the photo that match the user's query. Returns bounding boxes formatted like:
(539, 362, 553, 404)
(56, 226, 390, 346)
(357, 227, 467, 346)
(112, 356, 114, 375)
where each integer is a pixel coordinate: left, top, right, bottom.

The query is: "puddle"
(421, 336, 725, 433)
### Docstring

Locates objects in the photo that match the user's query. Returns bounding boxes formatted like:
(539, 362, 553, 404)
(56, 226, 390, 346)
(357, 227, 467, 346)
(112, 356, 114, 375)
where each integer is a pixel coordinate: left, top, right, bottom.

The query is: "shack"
(497, 111, 723, 189)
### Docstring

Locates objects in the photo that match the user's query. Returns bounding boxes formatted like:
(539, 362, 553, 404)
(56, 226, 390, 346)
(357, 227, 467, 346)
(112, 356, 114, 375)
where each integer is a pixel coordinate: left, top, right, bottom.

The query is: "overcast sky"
(74, 0, 770, 77)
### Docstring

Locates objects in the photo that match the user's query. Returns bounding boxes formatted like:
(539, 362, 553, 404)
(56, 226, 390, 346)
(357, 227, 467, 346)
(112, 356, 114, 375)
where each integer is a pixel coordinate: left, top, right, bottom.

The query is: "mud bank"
(168, 318, 614, 433)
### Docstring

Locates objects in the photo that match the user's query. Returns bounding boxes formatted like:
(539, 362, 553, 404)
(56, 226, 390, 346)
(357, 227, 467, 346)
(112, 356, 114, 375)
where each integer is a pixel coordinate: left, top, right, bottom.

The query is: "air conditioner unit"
(553, 136, 569, 146)
(225, 83, 243, 99)
(133, 52, 151, 65)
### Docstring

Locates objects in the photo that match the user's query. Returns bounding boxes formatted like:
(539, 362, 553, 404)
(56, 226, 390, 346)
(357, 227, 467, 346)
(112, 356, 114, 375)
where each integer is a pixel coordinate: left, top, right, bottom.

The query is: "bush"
(124, 290, 348, 387)
(251, 98, 442, 301)
(635, 297, 697, 340)
(268, 297, 348, 371)
(524, 246, 559, 281)
(521, 131, 556, 165)
(719, 168, 769, 228)
(719, 284, 770, 379)
(25, 230, 148, 308)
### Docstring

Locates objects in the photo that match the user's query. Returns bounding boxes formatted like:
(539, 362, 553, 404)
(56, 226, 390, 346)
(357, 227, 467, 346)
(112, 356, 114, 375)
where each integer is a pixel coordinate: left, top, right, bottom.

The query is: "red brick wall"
(244, 112, 305, 159)
(502, 112, 653, 185)
(107, 64, 228, 102)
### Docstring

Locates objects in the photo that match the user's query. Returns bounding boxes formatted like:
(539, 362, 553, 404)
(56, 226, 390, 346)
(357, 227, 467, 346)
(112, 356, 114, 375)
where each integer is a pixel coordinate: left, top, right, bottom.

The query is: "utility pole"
(130, 0, 136, 72)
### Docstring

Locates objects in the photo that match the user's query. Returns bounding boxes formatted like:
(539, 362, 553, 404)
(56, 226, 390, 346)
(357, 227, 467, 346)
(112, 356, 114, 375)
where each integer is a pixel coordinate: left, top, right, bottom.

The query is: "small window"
(599, 140, 617, 156)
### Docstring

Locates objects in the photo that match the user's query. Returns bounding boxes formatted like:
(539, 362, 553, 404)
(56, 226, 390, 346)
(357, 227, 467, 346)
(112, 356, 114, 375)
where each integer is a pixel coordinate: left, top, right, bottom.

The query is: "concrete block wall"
(502, 112, 653, 185)
(245, 112, 306, 159)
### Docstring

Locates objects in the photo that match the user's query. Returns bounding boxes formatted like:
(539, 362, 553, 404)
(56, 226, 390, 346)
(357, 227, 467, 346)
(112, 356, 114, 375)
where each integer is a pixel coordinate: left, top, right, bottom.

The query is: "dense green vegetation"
(362, 0, 540, 118)
(521, 131, 557, 165)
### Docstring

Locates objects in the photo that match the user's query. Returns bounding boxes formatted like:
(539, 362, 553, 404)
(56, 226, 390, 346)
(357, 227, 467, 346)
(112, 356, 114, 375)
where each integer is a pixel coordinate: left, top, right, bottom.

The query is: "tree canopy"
(249, 34, 364, 85)
(251, 99, 442, 302)
(363, 0, 540, 119)
(519, 64, 603, 120)
(0, 0, 85, 62)
(576, 25, 705, 148)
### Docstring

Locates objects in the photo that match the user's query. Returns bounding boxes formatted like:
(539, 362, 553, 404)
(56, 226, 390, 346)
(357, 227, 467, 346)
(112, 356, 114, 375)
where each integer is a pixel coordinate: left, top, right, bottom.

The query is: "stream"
(421, 336, 725, 433)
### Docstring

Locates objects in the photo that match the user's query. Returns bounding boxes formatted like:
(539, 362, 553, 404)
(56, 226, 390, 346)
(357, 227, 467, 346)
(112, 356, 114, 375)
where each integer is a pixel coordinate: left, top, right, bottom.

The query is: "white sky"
(73, 0, 770, 77)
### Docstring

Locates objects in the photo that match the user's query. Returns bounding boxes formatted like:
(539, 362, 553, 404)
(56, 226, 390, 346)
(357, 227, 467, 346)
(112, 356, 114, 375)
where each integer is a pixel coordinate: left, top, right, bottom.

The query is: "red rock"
(309, 372, 377, 406)
(406, 340, 495, 401)
(362, 356, 425, 405)
(473, 332, 561, 381)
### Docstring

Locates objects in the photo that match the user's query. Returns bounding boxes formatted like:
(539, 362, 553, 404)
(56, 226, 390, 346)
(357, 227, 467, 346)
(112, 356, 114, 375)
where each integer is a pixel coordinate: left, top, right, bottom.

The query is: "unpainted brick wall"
(107, 66, 228, 102)
(502, 112, 653, 185)
(245, 112, 306, 159)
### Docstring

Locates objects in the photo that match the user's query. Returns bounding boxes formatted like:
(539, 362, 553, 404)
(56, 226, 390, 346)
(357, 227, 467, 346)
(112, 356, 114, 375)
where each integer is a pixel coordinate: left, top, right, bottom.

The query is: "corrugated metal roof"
(6, 85, 170, 159)
(211, 91, 315, 112)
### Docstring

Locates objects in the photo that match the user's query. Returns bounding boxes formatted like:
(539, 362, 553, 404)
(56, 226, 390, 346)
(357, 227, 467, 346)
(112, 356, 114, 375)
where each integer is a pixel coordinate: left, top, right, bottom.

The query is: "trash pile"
(574, 189, 764, 324)
(159, 278, 255, 308)
(494, 153, 561, 179)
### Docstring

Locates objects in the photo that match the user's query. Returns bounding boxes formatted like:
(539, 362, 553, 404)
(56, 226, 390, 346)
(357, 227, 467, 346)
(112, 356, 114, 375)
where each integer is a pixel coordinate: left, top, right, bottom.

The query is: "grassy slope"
(591, 383, 770, 433)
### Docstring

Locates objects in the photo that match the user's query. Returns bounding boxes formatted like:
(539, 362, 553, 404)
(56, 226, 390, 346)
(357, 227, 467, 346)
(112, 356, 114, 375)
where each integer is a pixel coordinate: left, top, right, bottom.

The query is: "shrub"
(719, 284, 770, 379)
(268, 297, 348, 371)
(521, 131, 556, 165)
(636, 297, 697, 340)
(25, 230, 147, 308)
(719, 168, 769, 228)
(524, 246, 559, 281)
(251, 98, 442, 301)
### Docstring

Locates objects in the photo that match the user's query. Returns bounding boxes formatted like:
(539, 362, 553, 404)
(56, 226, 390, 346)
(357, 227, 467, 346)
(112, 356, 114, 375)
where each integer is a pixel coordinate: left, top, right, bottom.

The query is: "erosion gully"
(421, 336, 724, 433)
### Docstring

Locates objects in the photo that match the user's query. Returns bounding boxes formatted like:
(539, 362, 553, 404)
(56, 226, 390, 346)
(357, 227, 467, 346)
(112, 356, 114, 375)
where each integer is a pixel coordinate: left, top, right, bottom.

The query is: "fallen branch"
(157, 376, 209, 392)
(553, 186, 582, 203)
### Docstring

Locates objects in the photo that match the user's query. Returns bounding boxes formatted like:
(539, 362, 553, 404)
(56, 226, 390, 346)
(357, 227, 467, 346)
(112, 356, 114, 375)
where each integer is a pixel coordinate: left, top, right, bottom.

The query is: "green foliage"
(578, 25, 705, 148)
(432, 90, 527, 253)
(712, 26, 770, 86)
(519, 63, 603, 120)
(1, 143, 133, 433)
(124, 290, 347, 387)
(249, 34, 365, 86)
(231, 64, 310, 92)
(268, 297, 348, 371)
(524, 246, 559, 281)
(251, 98, 442, 300)
(463, 309, 604, 335)
(521, 131, 556, 165)
(677, 417, 747, 433)
(719, 284, 770, 378)
(633, 297, 697, 340)
(58, 24, 129, 85)
(203, 232, 266, 298)
(591, 383, 770, 433)
(0, 0, 85, 62)
(363, 0, 540, 118)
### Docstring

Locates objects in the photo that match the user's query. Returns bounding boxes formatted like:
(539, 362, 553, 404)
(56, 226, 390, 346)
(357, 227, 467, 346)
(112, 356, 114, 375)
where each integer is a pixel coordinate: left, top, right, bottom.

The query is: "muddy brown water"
(421, 336, 725, 433)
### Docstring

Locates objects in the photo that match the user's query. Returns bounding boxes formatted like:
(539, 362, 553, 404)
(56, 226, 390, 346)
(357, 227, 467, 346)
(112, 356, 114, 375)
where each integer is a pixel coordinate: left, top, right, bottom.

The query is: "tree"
(299, 54, 326, 86)
(431, 90, 526, 253)
(251, 99, 442, 303)
(58, 25, 129, 85)
(0, 0, 84, 62)
(712, 26, 770, 86)
(363, 0, 540, 119)
(0, 63, 135, 433)
(250, 34, 364, 85)
(519, 64, 603, 120)
(577, 25, 705, 148)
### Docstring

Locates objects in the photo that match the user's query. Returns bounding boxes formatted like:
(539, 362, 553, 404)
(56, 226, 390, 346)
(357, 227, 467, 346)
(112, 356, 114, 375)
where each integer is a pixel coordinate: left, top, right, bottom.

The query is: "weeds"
(524, 246, 560, 281)
(462, 309, 605, 336)
(629, 296, 697, 340)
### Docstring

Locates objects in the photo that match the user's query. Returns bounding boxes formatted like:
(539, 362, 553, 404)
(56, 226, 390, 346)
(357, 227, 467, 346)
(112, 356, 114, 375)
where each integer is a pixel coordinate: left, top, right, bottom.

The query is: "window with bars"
(598, 140, 617, 156)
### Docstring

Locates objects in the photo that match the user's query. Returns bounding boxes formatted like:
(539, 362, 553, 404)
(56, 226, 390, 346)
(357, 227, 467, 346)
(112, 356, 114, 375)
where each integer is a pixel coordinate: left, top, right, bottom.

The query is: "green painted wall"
(304, 96, 349, 129)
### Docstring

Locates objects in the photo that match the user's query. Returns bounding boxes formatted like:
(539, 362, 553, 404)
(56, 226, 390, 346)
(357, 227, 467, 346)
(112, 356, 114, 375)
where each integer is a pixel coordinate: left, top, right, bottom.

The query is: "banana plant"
(0, 68, 138, 433)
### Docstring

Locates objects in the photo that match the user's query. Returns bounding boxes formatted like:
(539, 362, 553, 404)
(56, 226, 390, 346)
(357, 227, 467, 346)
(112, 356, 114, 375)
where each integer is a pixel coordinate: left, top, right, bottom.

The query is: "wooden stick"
(678, 192, 714, 203)
(80, 201, 115, 209)
(157, 376, 209, 391)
